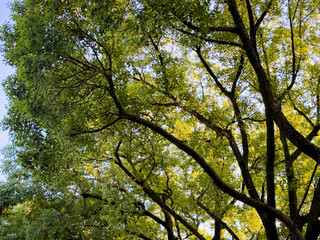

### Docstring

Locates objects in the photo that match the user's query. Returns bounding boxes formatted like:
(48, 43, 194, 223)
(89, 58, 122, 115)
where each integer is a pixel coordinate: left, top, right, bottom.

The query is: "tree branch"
(255, 0, 273, 31)
(70, 117, 121, 136)
(227, 0, 320, 166)
(114, 142, 206, 240)
(196, 200, 240, 240)
(122, 113, 304, 238)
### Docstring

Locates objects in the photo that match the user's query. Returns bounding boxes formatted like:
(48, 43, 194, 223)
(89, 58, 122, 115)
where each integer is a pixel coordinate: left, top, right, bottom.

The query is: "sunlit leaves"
(1, 0, 320, 239)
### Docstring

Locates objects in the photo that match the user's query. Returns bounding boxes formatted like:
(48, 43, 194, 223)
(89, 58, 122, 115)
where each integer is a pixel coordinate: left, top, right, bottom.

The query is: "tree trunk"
(264, 107, 279, 240)
(305, 178, 320, 240)
(212, 221, 221, 240)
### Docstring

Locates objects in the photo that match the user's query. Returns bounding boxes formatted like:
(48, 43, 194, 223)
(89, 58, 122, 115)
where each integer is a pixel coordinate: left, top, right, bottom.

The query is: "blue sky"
(0, 0, 15, 178)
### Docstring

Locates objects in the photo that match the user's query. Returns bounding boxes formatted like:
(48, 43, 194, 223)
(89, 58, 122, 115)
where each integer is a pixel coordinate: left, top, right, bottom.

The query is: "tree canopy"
(1, 0, 320, 239)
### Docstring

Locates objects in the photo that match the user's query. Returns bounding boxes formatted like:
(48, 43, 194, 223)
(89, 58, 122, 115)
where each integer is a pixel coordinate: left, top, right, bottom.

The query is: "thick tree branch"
(122, 113, 304, 239)
(114, 143, 205, 240)
(196, 48, 259, 200)
(266, 111, 276, 208)
(305, 177, 320, 240)
(245, 0, 255, 41)
(226, 0, 320, 166)
(231, 55, 245, 96)
(297, 164, 319, 218)
(280, 133, 298, 223)
(290, 125, 320, 163)
(265, 108, 279, 239)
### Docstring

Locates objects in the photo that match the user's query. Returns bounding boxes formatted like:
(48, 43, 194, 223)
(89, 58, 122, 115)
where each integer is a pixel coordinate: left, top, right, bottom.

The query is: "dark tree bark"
(305, 178, 320, 240)
(264, 107, 279, 240)
(226, 0, 320, 165)
(212, 221, 221, 240)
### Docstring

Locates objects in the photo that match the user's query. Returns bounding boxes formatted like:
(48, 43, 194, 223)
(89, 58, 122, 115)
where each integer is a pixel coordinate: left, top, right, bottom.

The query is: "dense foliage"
(1, 0, 320, 239)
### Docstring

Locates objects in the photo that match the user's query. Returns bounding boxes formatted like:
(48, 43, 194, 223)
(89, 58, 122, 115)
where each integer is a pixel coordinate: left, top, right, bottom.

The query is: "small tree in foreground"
(1, 0, 320, 239)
